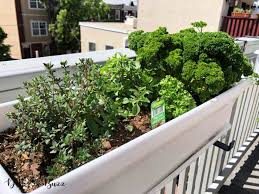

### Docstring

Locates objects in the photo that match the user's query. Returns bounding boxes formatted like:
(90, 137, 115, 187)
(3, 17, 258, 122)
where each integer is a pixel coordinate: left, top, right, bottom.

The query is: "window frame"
(123, 37, 129, 48)
(28, 0, 46, 10)
(105, 45, 114, 50)
(31, 20, 48, 37)
(115, 10, 121, 21)
(88, 42, 96, 52)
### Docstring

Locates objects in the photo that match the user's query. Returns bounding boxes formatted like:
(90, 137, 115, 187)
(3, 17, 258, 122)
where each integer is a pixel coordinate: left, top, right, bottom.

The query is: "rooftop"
(79, 21, 136, 34)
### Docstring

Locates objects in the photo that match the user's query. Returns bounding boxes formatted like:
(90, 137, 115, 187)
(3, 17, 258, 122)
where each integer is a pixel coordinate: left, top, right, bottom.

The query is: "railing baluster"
(200, 148, 213, 193)
(164, 181, 173, 194)
(224, 91, 245, 165)
(207, 146, 218, 187)
(231, 89, 249, 157)
(242, 86, 257, 142)
(178, 167, 190, 194)
(235, 87, 253, 152)
(193, 152, 207, 194)
(163, 178, 178, 194)
(213, 137, 224, 179)
(185, 159, 198, 194)
(239, 18, 244, 37)
(243, 19, 249, 36)
(171, 178, 177, 194)
(234, 18, 240, 37)
(256, 19, 259, 36)
(230, 18, 236, 36)
(222, 95, 242, 167)
(226, 17, 232, 34)
(253, 19, 257, 36)
(249, 18, 253, 36)
(248, 85, 259, 133)
(238, 86, 255, 146)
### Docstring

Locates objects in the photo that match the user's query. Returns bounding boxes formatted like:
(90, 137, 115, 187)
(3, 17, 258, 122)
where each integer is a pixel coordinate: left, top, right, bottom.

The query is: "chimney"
(125, 16, 137, 29)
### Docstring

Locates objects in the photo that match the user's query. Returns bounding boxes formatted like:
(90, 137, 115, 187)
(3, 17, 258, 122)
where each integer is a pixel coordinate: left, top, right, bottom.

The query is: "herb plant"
(8, 59, 117, 179)
(100, 54, 152, 117)
(159, 76, 196, 120)
(7, 21, 254, 182)
(129, 22, 253, 103)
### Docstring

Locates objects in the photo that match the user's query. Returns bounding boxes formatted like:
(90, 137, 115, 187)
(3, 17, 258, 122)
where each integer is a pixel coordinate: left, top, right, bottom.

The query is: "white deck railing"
(149, 81, 259, 194)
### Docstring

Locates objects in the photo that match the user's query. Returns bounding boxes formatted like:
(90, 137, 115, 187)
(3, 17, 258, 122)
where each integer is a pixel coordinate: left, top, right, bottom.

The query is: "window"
(89, 42, 96, 51)
(115, 10, 121, 21)
(29, 0, 45, 9)
(31, 21, 48, 36)
(105, 45, 114, 50)
(124, 38, 129, 48)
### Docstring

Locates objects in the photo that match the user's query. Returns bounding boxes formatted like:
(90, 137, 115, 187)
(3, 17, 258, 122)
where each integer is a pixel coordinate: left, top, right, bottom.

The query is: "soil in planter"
(0, 128, 46, 192)
(0, 114, 151, 192)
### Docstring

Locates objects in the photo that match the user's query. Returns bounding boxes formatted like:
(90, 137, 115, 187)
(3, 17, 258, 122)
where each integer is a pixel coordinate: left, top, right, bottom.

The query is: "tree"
(0, 27, 10, 61)
(44, 0, 108, 54)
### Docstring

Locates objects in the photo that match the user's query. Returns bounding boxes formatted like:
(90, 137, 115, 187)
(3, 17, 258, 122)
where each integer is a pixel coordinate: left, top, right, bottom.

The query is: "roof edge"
(79, 22, 130, 34)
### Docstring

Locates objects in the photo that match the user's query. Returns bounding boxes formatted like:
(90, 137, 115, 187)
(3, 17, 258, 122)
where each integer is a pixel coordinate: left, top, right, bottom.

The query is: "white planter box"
(0, 80, 252, 194)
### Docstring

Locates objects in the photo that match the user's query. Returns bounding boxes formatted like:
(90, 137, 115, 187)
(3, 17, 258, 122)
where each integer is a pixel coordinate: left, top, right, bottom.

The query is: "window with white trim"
(89, 42, 96, 51)
(115, 10, 121, 20)
(31, 21, 48, 36)
(29, 0, 45, 9)
(105, 45, 114, 50)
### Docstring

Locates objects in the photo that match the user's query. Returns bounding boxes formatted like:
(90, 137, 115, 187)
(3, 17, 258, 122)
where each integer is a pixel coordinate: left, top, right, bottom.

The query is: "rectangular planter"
(0, 80, 252, 194)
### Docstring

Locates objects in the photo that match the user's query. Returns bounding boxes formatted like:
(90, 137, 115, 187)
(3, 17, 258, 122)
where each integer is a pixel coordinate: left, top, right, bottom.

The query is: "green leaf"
(50, 150, 57, 154)
(126, 125, 134, 132)
(132, 104, 140, 116)
(122, 98, 129, 104)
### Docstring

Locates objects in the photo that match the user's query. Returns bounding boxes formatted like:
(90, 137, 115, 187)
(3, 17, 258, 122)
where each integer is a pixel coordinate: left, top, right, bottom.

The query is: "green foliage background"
(43, 0, 109, 53)
(0, 26, 10, 61)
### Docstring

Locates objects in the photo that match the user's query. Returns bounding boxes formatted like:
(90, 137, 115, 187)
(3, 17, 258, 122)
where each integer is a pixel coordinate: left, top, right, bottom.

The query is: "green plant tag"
(151, 99, 166, 129)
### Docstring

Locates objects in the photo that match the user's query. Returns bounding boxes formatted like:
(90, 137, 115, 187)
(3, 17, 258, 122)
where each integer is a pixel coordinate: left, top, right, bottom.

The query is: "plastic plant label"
(151, 99, 166, 129)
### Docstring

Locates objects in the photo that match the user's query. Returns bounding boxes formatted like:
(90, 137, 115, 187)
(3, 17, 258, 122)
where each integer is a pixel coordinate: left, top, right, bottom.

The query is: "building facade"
(104, 0, 137, 22)
(80, 0, 137, 53)
(137, 0, 229, 33)
(0, 0, 51, 59)
(80, 21, 135, 52)
(137, 0, 255, 33)
(0, 0, 22, 59)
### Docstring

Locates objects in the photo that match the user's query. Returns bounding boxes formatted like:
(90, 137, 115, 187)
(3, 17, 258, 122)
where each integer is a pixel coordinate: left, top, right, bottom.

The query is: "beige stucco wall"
(137, 0, 229, 33)
(0, 0, 22, 59)
(80, 26, 128, 52)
